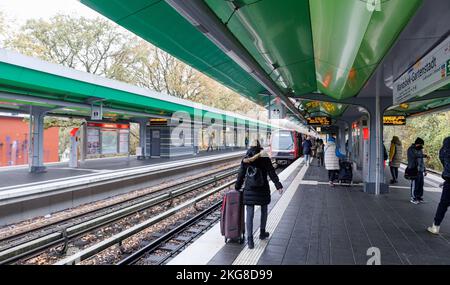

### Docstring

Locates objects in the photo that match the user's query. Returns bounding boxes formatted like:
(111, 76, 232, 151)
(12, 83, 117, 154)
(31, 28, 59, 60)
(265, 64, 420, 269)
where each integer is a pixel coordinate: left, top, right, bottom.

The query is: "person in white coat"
(324, 137, 345, 186)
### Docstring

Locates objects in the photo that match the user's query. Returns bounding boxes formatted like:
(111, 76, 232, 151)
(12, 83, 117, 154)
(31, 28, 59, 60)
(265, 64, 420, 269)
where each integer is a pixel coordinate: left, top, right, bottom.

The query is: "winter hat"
(414, 137, 424, 145)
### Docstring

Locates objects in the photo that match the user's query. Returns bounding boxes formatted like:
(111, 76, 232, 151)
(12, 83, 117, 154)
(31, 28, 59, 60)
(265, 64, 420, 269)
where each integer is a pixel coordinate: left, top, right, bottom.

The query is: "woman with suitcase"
(235, 140, 283, 249)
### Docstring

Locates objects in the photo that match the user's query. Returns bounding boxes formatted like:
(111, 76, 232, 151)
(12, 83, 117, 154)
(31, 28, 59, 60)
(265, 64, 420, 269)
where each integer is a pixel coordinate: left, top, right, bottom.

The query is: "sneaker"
(259, 231, 270, 240)
(427, 224, 440, 235)
(247, 237, 254, 249)
(390, 179, 396, 184)
(418, 198, 426, 203)
(410, 198, 420, 205)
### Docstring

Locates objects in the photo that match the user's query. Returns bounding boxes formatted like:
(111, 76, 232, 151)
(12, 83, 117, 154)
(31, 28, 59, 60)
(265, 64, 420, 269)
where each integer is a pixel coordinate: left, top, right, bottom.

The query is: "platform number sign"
(91, 105, 103, 120)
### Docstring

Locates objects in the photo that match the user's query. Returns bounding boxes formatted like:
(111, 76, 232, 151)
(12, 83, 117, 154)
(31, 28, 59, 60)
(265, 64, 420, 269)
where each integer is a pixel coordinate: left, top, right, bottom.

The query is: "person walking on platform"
(407, 137, 429, 204)
(235, 139, 283, 249)
(428, 136, 450, 234)
(207, 131, 214, 152)
(389, 136, 403, 184)
(302, 136, 312, 166)
(325, 137, 345, 187)
(311, 138, 318, 160)
(317, 139, 324, 167)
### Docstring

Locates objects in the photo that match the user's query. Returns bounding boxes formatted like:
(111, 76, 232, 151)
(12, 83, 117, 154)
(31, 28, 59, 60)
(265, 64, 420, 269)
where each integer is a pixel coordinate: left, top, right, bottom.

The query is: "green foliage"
(384, 111, 450, 172)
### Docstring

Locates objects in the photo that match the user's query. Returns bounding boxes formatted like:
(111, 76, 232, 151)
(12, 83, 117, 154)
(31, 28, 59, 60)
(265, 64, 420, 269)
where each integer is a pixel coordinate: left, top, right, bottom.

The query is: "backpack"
(245, 164, 264, 187)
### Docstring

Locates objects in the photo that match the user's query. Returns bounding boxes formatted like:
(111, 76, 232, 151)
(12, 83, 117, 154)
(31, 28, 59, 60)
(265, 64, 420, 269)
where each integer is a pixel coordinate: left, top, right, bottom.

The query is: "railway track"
(56, 181, 234, 265)
(118, 201, 222, 265)
(0, 165, 240, 265)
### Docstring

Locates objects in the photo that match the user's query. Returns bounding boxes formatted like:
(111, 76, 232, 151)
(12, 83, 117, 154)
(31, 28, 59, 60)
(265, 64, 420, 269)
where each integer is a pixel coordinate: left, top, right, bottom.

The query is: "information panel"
(119, 129, 129, 153)
(85, 122, 130, 157)
(101, 130, 118, 154)
(383, 115, 406, 125)
(306, 116, 331, 126)
(86, 128, 100, 155)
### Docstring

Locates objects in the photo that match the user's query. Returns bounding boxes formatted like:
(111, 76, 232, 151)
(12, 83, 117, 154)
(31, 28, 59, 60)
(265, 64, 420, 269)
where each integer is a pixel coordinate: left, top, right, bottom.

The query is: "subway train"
(269, 129, 304, 165)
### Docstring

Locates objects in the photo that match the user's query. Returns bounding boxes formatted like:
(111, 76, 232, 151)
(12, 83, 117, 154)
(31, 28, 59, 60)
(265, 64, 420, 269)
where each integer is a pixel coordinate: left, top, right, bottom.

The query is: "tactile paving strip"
(232, 164, 309, 265)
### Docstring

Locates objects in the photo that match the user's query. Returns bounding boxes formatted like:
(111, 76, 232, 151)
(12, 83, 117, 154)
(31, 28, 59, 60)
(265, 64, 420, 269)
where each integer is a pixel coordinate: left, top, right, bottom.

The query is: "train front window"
(272, 131, 294, 150)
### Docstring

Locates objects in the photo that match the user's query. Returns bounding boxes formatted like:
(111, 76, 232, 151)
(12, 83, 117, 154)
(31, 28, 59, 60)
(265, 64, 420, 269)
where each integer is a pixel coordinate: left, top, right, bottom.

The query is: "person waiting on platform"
(235, 139, 283, 249)
(324, 136, 345, 187)
(388, 136, 403, 184)
(407, 137, 429, 204)
(302, 136, 312, 166)
(311, 138, 318, 160)
(427, 136, 450, 234)
(317, 139, 324, 167)
(207, 131, 215, 152)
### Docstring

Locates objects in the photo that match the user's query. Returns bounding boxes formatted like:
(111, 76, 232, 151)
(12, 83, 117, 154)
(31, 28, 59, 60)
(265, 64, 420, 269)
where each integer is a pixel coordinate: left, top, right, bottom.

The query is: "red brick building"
(0, 116, 59, 167)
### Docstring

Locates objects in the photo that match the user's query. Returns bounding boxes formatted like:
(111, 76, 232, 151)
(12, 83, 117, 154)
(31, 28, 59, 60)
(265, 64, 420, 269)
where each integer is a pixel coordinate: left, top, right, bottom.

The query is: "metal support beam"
(340, 116, 361, 161)
(364, 95, 391, 195)
(29, 106, 52, 173)
(135, 118, 148, 160)
(165, 0, 306, 123)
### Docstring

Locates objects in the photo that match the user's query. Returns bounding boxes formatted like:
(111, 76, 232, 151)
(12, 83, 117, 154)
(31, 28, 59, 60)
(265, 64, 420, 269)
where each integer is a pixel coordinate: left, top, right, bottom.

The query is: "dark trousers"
(318, 153, 324, 166)
(434, 180, 450, 226)
(411, 171, 424, 199)
(246, 205, 268, 238)
(390, 166, 398, 181)
(328, 170, 338, 182)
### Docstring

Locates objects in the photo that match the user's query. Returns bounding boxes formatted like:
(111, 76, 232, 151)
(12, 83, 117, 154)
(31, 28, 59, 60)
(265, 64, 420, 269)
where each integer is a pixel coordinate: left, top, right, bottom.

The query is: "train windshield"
(271, 131, 294, 150)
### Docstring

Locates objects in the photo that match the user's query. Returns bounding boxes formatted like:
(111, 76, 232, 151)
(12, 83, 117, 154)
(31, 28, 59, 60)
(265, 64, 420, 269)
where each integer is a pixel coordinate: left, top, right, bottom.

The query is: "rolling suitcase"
(220, 190, 245, 243)
(338, 160, 353, 184)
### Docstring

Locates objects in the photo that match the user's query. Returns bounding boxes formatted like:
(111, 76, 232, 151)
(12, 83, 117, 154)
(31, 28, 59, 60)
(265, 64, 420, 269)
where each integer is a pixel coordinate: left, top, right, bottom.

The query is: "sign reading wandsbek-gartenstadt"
(393, 36, 450, 105)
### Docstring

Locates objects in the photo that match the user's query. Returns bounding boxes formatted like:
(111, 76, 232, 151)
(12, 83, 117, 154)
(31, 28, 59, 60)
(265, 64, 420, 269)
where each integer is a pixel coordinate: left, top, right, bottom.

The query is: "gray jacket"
(407, 144, 426, 172)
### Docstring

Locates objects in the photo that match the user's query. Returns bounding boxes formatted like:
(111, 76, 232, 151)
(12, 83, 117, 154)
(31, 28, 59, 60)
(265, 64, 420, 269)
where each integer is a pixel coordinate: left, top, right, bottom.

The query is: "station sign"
(393, 35, 450, 105)
(306, 116, 331, 126)
(383, 115, 406, 125)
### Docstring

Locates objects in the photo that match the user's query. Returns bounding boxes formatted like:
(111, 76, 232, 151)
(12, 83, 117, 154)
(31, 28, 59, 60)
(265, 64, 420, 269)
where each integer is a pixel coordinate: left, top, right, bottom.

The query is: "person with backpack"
(407, 137, 429, 204)
(302, 136, 313, 166)
(427, 136, 450, 234)
(235, 139, 283, 249)
(317, 139, 325, 167)
(388, 136, 403, 184)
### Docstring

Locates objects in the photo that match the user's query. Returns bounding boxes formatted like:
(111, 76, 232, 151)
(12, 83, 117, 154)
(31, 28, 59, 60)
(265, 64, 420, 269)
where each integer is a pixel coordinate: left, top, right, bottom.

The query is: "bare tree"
(5, 14, 138, 78)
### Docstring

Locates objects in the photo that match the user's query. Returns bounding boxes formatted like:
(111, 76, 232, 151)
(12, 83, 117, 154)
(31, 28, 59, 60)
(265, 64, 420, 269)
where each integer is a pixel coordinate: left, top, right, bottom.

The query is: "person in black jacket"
(407, 137, 429, 204)
(235, 139, 283, 249)
(428, 136, 450, 234)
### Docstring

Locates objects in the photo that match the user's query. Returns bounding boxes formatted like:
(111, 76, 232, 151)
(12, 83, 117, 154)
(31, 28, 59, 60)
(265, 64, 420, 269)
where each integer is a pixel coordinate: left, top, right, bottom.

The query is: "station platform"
(169, 159, 449, 265)
(0, 149, 243, 189)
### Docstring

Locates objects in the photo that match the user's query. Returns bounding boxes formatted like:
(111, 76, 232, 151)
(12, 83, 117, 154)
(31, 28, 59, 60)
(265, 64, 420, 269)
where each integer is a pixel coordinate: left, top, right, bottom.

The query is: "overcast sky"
(0, 0, 100, 24)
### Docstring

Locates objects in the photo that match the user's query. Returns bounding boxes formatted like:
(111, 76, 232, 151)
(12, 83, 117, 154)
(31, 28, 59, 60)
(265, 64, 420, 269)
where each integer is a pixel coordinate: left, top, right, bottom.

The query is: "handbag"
(404, 166, 418, 180)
